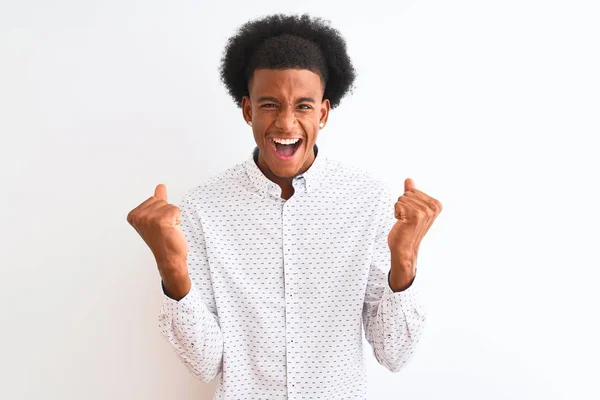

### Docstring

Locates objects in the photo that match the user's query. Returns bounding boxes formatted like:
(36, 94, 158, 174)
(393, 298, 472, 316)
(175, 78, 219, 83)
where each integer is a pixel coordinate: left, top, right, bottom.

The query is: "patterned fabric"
(158, 145, 427, 399)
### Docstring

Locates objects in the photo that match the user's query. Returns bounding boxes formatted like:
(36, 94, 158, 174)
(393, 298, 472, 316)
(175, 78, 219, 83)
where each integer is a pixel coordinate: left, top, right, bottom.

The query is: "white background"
(1, 0, 599, 399)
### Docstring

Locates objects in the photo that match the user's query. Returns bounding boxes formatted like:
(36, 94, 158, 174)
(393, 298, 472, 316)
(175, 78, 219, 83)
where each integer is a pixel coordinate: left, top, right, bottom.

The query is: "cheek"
(299, 122, 318, 139)
(255, 110, 278, 124)
(298, 113, 319, 131)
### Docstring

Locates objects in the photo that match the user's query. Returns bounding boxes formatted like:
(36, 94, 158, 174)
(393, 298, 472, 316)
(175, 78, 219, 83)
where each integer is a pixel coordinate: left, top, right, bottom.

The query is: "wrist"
(158, 260, 190, 301)
(162, 274, 191, 301)
(388, 270, 415, 292)
(389, 251, 416, 292)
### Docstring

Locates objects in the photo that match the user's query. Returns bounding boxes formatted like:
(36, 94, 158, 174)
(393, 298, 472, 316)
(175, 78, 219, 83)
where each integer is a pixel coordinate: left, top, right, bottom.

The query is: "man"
(127, 13, 442, 399)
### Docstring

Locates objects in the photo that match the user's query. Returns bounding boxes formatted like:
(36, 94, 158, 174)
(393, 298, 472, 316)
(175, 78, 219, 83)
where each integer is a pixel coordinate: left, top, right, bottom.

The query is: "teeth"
(273, 138, 300, 145)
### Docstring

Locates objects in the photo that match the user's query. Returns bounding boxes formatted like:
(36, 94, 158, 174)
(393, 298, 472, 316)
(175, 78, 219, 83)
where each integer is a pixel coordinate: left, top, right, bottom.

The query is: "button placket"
(282, 199, 299, 395)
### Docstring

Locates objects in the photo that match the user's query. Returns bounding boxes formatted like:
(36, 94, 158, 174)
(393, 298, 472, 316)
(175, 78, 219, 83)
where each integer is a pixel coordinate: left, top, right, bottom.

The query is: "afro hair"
(219, 13, 356, 109)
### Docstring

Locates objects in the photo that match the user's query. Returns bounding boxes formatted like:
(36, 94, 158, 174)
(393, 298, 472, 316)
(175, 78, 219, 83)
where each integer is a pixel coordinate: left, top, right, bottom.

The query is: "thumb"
(404, 178, 416, 193)
(154, 184, 167, 202)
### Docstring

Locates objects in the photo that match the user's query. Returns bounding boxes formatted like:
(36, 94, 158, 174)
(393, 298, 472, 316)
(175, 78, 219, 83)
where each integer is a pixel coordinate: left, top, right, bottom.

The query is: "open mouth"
(271, 138, 303, 160)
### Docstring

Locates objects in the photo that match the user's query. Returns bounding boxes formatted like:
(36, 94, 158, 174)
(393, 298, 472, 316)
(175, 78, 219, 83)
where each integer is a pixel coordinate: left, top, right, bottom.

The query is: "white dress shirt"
(158, 145, 427, 399)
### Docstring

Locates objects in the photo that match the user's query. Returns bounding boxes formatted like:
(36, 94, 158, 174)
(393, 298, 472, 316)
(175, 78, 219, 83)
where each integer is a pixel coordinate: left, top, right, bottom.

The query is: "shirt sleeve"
(157, 195, 223, 382)
(362, 186, 427, 373)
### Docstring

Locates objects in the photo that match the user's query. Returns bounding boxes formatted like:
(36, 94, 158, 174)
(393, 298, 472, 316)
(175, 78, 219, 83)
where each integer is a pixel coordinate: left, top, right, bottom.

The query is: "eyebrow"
(297, 97, 316, 104)
(257, 96, 317, 104)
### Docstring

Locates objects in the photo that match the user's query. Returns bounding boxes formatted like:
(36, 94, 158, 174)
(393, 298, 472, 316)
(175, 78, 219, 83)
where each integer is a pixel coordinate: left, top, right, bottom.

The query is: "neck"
(254, 144, 317, 198)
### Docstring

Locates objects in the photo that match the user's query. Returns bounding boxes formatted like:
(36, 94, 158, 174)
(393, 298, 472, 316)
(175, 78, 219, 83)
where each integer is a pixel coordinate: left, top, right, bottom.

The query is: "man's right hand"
(127, 184, 191, 300)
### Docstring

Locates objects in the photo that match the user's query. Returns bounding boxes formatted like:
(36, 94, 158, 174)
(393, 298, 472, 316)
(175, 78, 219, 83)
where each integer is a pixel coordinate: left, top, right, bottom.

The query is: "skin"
(389, 178, 443, 291)
(126, 69, 443, 299)
(242, 68, 330, 200)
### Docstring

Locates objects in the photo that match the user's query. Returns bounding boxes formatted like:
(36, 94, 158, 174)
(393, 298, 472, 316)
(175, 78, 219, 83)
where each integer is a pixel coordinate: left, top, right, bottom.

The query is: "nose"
(274, 105, 296, 132)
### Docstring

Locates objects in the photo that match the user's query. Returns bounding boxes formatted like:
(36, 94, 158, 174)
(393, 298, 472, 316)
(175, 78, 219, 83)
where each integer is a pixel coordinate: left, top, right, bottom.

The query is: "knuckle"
(137, 214, 149, 227)
(127, 210, 138, 226)
(148, 212, 163, 227)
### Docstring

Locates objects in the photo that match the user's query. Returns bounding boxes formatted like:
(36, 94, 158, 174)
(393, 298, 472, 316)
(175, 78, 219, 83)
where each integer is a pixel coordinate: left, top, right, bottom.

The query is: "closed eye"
(260, 103, 277, 108)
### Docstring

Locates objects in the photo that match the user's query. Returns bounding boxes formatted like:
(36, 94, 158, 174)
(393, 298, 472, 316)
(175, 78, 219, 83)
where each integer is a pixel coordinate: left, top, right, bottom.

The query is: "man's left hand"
(387, 178, 442, 290)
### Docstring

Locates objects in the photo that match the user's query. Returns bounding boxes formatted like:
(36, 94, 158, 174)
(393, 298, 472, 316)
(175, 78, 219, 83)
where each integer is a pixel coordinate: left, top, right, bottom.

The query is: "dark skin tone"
(241, 68, 443, 291)
(126, 69, 442, 300)
(242, 68, 330, 200)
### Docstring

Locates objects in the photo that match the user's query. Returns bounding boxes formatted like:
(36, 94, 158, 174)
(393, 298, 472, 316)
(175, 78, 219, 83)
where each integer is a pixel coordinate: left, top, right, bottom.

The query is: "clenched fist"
(127, 184, 191, 299)
(387, 178, 442, 291)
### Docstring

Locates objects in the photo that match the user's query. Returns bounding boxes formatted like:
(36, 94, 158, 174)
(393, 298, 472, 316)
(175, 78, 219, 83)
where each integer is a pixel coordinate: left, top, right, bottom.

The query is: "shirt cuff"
(383, 270, 426, 319)
(159, 280, 207, 325)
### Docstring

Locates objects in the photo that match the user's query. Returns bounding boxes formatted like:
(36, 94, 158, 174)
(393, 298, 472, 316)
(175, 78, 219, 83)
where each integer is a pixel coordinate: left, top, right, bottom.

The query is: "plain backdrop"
(1, 0, 599, 399)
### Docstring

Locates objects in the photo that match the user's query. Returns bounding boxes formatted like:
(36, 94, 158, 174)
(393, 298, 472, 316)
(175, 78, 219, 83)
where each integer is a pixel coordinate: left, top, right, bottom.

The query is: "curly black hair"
(219, 13, 356, 109)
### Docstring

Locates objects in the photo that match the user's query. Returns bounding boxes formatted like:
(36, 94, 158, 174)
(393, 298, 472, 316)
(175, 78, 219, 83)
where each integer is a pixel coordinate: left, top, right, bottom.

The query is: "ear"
(320, 98, 330, 127)
(242, 96, 252, 125)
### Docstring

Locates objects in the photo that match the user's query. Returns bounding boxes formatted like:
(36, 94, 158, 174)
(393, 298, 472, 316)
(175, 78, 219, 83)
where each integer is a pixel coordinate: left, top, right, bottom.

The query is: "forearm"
(159, 283, 224, 382)
(161, 271, 192, 301)
(389, 251, 417, 292)
(364, 281, 426, 372)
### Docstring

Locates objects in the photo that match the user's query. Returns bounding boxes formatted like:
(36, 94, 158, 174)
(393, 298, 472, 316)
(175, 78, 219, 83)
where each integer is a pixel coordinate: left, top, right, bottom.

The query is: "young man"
(127, 13, 442, 400)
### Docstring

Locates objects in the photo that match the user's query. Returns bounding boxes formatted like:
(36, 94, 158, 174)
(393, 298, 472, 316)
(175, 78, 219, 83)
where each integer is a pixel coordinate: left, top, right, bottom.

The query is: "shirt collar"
(244, 144, 327, 198)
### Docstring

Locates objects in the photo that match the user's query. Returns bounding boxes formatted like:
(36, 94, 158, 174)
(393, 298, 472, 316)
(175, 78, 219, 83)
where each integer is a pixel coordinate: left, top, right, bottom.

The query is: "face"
(242, 69, 330, 181)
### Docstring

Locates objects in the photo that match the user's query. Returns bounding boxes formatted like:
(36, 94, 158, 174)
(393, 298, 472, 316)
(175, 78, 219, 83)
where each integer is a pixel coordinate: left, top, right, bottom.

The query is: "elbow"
(185, 354, 223, 383)
(194, 341, 224, 383)
(386, 358, 409, 373)
(378, 351, 412, 373)
(374, 336, 419, 373)
(161, 315, 224, 383)
(195, 364, 221, 383)
(382, 347, 418, 373)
